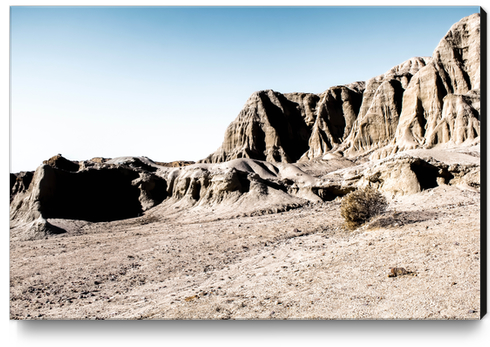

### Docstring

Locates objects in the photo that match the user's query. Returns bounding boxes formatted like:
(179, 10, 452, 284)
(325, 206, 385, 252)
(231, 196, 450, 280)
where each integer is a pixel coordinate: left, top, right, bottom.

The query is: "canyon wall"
(202, 13, 480, 163)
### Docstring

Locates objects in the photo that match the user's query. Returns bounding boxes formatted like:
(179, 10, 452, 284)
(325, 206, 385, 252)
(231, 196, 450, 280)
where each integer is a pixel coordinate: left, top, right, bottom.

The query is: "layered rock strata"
(201, 90, 316, 164)
(11, 149, 479, 240)
(202, 13, 480, 163)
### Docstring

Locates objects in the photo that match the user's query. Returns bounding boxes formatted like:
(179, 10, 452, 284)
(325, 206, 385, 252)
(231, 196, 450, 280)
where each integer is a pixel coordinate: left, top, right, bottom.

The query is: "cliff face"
(201, 13, 480, 164)
(201, 90, 316, 164)
(338, 57, 430, 158)
(9, 155, 168, 240)
(391, 13, 480, 154)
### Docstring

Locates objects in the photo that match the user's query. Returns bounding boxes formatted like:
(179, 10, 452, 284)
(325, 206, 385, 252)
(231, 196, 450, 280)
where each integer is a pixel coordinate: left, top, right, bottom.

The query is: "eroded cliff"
(202, 13, 481, 163)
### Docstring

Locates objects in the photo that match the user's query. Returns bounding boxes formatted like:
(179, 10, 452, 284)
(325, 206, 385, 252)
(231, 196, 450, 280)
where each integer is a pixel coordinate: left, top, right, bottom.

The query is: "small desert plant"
(340, 186, 387, 230)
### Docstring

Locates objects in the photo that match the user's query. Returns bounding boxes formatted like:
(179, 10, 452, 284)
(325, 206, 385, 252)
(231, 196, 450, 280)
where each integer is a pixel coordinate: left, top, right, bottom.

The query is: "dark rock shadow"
(44, 221, 67, 235)
(367, 210, 439, 229)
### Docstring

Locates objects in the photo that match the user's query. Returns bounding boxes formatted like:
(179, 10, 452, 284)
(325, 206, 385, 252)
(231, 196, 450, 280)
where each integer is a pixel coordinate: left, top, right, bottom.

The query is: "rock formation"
(303, 82, 365, 159)
(10, 146, 479, 241)
(9, 14, 481, 241)
(201, 90, 316, 163)
(42, 153, 80, 172)
(338, 57, 430, 157)
(154, 160, 195, 167)
(389, 13, 480, 155)
(10, 171, 34, 201)
(202, 13, 480, 163)
(10, 155, 168, 240)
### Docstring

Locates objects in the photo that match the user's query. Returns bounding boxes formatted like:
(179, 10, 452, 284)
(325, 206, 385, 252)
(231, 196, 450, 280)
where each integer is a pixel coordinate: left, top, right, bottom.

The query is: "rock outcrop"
(9, 14, 481, 241)
(320, 148, 480, 198)
(201, 90, 315, 164)
(302, 82, 365, 159)
(338, 57, 430, 157)
(10, 155, 168, 240)
(154, 160, 195, 167)
(10, 171, 34, 201)
(391, 13, 480, 155)
(43, 153, 80, 172)
(202, 13, 480, 163)
(11, 145, 479, 241)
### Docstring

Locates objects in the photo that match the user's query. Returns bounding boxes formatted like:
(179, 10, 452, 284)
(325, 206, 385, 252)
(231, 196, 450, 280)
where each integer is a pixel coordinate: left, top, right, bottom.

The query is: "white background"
(4, 1, 489, 346)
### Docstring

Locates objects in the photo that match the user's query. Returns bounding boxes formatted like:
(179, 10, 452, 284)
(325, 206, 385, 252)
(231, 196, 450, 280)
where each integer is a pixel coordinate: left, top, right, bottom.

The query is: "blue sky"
(10, 6, 479, 172)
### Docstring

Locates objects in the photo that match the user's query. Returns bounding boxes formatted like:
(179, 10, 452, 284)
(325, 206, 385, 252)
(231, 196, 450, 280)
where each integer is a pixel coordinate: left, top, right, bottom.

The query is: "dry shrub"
(340, 186, 387, 230)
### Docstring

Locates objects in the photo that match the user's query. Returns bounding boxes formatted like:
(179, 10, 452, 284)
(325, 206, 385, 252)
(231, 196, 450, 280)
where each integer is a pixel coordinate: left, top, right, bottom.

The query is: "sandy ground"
(9, 182, 480, 320)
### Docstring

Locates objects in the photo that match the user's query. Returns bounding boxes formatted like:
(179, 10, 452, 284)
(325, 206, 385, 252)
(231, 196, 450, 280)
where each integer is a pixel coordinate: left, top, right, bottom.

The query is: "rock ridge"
(201, 13, 480, 163)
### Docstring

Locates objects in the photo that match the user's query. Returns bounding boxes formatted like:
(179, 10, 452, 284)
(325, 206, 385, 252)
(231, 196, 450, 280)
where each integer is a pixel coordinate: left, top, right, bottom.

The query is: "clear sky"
(10, 5, 479, 172)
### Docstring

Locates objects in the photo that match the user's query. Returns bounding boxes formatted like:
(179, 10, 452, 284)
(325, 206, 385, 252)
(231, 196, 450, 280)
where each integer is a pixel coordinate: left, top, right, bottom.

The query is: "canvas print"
(10, 6, 482, 320)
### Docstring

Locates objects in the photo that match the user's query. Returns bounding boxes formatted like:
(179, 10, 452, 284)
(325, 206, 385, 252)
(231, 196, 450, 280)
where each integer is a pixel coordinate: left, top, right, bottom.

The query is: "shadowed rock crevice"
(191, 181, 202, 201)
(235, 171, 251, 193)
(410, 161, 439, 190)
(312, 186, 355, 201)
(414, 98, 427, 140)
(39, 167, 143, 222)
(259, 92, 311, 162)
(410, 160, 454, 190)
(247, 122, 267, 161)
(391, 80, 405, 117)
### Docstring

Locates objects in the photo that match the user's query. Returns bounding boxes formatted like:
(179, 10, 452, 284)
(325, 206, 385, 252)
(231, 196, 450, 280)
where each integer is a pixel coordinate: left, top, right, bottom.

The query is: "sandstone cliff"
(387, 13, 481, 157)
(201, 90, 316, 163)
(201, 13, 480, 163)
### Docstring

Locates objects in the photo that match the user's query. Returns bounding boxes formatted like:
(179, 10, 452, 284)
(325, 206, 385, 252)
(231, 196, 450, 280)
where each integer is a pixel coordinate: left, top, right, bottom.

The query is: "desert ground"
(9, 163, 480, 320)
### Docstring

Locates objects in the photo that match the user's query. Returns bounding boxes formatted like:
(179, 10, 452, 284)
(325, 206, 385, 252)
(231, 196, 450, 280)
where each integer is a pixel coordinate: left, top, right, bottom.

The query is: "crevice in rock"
(39, 168, 143, 222)
(191, 181, 201, 201)
(249, 122, 267, 161)
(259, 92, 311, 162)
(235, 171, 251, 193)
(410, 160, 453, 190)
(312, 186, 355, 201)
(390, 79, 405, 116)
(415, 98, 428, 138)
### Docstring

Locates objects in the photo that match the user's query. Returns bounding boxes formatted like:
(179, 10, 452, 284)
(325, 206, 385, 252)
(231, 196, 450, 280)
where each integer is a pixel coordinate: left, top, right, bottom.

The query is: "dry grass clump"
(340, 186, 387, 230)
